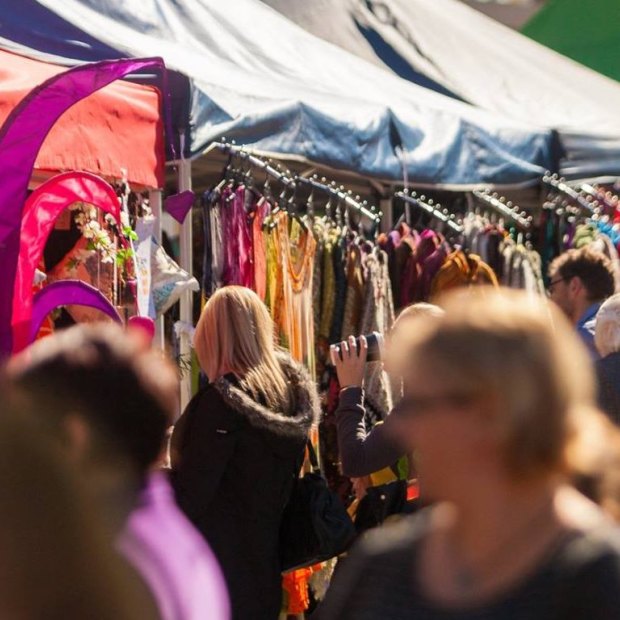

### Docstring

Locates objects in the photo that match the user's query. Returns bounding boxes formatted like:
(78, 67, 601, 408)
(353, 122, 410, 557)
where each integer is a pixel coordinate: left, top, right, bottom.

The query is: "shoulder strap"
(306, 439, 321, 474)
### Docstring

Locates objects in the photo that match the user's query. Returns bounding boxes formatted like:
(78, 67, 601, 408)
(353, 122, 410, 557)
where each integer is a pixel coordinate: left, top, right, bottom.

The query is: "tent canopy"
(0, 0, 561, 188)
(0, 48, 164, 188)
(262, 0, 620, 180)
(522, 0, 620, 84)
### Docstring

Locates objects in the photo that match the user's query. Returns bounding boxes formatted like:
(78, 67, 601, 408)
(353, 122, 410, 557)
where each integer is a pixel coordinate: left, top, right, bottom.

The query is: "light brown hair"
(399, 288, 600, 479)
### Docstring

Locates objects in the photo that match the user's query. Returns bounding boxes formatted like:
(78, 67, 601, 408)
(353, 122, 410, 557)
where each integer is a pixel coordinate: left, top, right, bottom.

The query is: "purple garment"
(407, 229, 439, 302)
(420, 243, 449, 300)
(118, 472, 230, 620)
(222, 186, 253, 287)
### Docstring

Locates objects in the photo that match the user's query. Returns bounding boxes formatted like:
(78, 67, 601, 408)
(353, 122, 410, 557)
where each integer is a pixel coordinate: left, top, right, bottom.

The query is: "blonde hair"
(594, 293, 620, 358)
(393, 302, 444, 329)
(398, 288, 599, 479)
(194, 286, 292, 411)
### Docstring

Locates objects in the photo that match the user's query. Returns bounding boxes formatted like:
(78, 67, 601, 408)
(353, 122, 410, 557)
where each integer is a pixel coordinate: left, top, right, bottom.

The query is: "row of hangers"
(393, 188, 532, 238)
(210, 142, 383, 235)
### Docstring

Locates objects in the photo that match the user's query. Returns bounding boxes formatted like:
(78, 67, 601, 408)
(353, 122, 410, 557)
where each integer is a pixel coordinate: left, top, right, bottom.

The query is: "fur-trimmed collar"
(212, 353, 319, 440)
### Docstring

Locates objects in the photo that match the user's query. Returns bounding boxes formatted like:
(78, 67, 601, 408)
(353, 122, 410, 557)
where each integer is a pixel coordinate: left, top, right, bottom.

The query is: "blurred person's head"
(392, 288, 600, 503)
(0, 394, 150, 620)
(8, 323, 178, 520)
(594, 293, 620, 358)
(194, 285, 292, 410)
(570, 410, 620, 522)
(548, 248, 615, 324)
(386, 302, 445, 375)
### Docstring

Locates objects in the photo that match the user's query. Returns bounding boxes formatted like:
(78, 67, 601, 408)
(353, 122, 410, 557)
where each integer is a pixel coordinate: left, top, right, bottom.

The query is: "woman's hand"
(330, 335, 367, 389)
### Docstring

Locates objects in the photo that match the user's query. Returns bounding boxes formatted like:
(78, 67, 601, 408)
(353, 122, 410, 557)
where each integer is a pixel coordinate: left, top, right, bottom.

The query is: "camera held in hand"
(331, 332, 384, 363)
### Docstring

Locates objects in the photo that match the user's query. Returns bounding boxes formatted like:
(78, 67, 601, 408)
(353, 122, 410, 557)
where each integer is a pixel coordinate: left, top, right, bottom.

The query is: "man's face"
(548, 274, 574, 319)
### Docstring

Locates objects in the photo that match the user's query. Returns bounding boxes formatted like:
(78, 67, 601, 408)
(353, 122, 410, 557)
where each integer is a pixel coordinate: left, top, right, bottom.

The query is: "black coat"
(596, 352, 620, 426)
(170, 354, 318, 620)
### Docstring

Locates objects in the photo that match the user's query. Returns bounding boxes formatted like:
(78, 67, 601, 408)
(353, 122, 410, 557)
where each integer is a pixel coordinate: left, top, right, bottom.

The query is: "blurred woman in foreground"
(318, 288, 620, 619)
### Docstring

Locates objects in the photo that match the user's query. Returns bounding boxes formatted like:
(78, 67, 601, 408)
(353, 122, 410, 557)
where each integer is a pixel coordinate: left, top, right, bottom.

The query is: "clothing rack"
(472, 189, 532, 230)
(395, 190, 464, 234)
(295, 175, 381, 223)
(542, 173, 596, 214)
(579, 183, 618, 213)
(208, 141, 381, 223)
(211, 141, 295, 188)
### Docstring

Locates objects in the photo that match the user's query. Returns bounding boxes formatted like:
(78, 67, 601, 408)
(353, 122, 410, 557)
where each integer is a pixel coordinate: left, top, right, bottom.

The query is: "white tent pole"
(178, 137, 194, 411)
(149, 189, 166, 350)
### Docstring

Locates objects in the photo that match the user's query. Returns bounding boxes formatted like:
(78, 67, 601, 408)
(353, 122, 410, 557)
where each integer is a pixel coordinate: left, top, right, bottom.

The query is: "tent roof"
(522, 0, 620, 84)
(261, 0, 620, 179)
(0, 0, 560, 188)
(0, 49, 164, 188)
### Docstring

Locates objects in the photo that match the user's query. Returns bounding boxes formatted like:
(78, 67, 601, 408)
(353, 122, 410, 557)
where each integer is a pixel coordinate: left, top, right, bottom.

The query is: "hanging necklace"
(448, 494, 558, 594)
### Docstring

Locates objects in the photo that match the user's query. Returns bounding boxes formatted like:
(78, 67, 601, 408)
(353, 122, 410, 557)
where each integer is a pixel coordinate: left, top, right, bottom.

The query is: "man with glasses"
(548, 248, 616, 359)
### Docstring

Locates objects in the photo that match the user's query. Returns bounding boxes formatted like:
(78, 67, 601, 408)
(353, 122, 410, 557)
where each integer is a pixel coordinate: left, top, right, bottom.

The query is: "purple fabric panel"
(0, 57, 165, 357)
(165, 190, 195, 224)
(118, 472, 230, 620)
(30, 280, 122, 342)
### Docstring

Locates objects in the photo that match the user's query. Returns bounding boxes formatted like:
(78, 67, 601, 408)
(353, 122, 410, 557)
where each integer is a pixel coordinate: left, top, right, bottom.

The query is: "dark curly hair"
(549, 248, 615, 302)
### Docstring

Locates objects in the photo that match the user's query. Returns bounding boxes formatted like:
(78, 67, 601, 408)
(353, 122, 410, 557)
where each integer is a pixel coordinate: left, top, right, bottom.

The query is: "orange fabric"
(282, 564, 322, 614)
(430, 250, 499, 298)
(0, 49, 164, 189)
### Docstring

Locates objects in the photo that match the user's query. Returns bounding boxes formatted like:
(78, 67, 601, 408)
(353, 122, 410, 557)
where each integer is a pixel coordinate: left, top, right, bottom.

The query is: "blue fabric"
(0, 0, 558, 186)
(263, 0, 620, 180)
(577, 302, 602, 360)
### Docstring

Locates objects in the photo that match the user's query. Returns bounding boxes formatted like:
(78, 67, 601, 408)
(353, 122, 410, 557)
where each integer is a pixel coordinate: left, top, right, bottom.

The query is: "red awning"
(0, 49, 165, 189)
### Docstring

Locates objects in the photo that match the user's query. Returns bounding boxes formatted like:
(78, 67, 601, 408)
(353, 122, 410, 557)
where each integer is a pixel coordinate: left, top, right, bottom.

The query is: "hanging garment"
(341, 242, 365, 340)
(264, 219, 284, 342)
(251, 198, 269, 301)
(360, 247, 395, 424)
(329, 235, 347, 345)
(222, 186, 253, 288)
(430, 249, 499, 298)
(275, 212, 317, 375)
(312, 219, 325, 335)
(419, 241, 449, 301)
(378, 229, 399, 304)
(402, 229, 439, 305)
(393, 224, 418, 310)
(201, 191, 214, 297)
(318, 225, 340, 342)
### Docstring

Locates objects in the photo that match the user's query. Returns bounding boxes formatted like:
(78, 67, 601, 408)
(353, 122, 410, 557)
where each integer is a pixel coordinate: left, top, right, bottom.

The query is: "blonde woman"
(318, 289, 620, 619)
(170, 286, 319, 620)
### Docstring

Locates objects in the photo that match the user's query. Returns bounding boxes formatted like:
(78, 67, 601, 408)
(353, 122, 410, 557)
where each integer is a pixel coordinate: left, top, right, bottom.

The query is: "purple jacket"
(118, 472, 230, 620)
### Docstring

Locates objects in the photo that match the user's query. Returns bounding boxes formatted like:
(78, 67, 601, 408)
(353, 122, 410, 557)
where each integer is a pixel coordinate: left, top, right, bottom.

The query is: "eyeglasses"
(547, 277, 566, 295)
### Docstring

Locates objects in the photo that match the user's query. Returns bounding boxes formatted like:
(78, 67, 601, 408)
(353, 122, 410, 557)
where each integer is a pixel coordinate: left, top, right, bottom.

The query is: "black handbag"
(279, 441, 355, 573)
(354, 479, 420, 533)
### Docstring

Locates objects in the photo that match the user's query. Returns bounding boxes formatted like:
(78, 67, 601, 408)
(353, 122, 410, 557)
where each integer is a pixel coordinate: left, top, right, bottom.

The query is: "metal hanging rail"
(295, 175, 381, 223)
(208, 141, 382, 223)
(395, 190, 464, 234)
(472, 189, 532, 230)
(212, 141, 295, 187)
(543, 172, 596, 214)
(579, 183, 616, 213)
